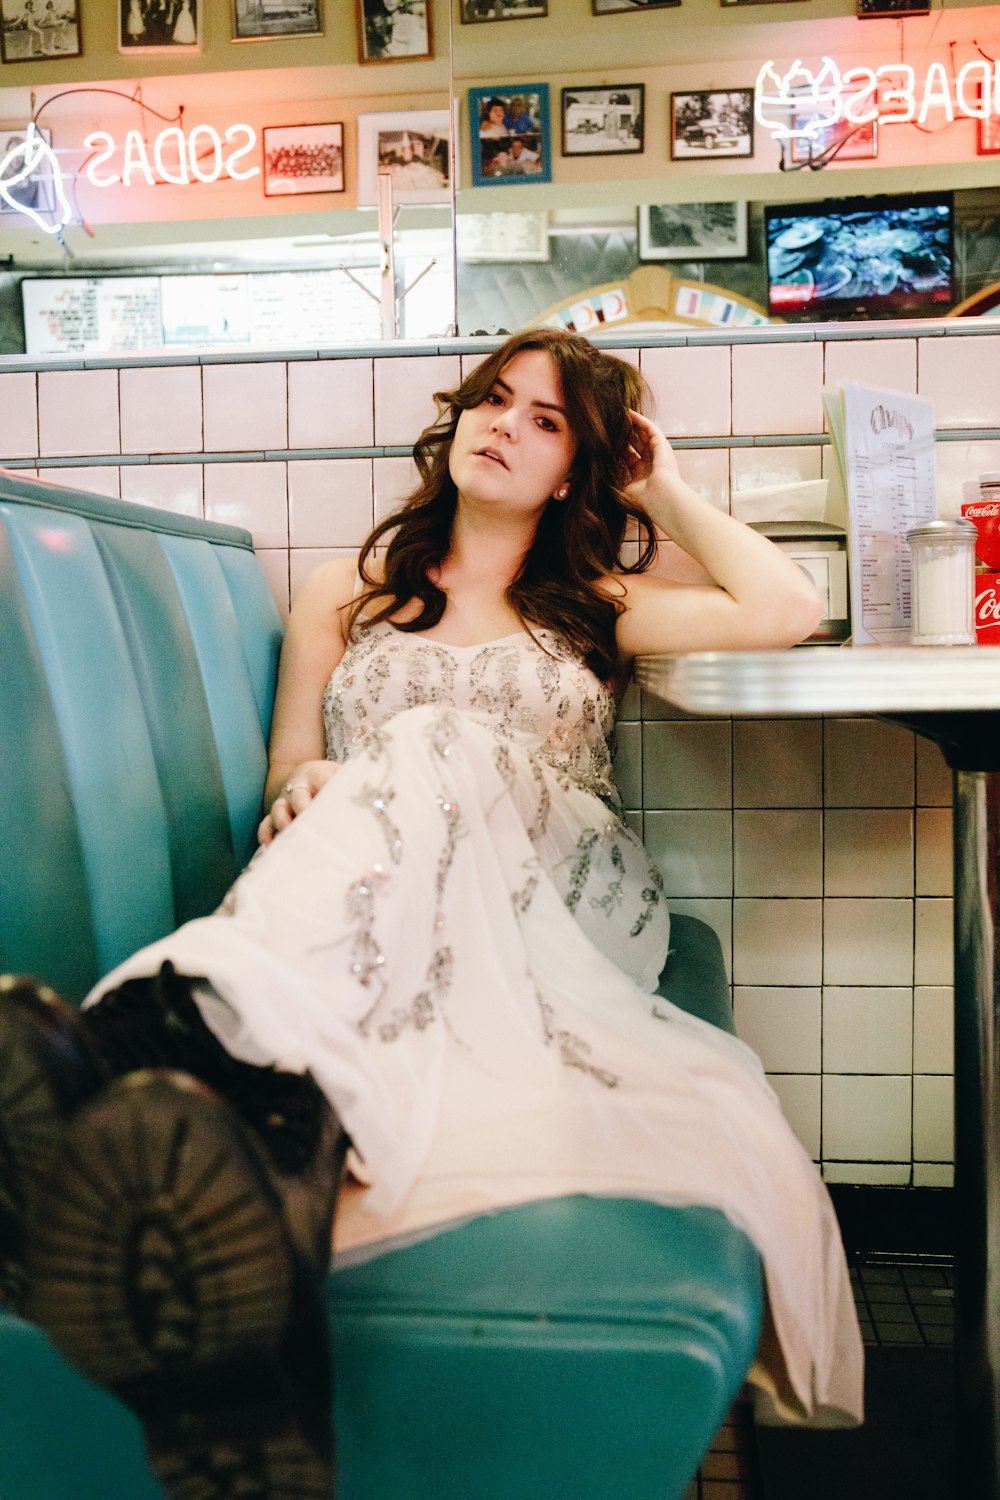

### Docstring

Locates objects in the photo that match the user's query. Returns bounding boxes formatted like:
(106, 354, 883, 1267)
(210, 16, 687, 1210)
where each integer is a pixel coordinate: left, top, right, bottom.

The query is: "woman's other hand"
(622, 409, 682, 521)
(258, 760, 338, 846)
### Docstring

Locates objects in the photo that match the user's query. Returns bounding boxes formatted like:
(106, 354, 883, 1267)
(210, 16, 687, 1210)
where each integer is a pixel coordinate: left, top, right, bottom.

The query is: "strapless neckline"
(383, 625, 533, 651)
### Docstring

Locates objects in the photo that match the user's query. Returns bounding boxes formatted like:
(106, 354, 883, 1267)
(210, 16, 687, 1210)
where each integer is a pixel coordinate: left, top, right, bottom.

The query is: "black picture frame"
(670, 88, 754, 160)
(591, 0, 679, 13)
(0, 0, 81, 61)
(119, 0, 201, 53)
(460, 0, 547, 21)
(263, 122, 345, 197)
(561, 85, 644, 156)
(232, 0, 322, 41)
(356, 0, 432, 58)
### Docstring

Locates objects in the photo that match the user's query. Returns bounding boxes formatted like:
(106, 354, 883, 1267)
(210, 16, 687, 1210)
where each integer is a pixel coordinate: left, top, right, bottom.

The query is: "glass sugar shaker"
(906, 518, 979, 646)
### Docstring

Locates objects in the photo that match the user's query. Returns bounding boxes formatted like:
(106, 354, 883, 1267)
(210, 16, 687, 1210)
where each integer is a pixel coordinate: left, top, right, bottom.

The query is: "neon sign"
(755, 56, 1000, 142)
(0, 124, 72, 235)
(82, 124, 260, 187)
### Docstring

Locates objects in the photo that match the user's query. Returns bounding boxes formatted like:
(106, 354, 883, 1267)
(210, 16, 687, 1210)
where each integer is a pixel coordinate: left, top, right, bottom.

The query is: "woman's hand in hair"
(258, 760, 339, 846)
(622, 410, 682, 520)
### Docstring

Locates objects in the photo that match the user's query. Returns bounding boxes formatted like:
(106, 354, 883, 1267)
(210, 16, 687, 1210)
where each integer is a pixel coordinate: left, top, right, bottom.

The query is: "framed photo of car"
(561, 85, 644, 156)
(669, 89, 754, 160)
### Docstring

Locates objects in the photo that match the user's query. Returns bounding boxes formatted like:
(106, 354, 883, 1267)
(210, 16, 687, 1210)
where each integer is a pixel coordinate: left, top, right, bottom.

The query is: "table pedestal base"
(954, 770, 999, 1500)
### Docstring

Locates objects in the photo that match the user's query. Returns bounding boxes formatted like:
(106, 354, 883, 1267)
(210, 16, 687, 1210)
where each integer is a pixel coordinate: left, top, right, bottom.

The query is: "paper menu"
(822, 383, 938, 645)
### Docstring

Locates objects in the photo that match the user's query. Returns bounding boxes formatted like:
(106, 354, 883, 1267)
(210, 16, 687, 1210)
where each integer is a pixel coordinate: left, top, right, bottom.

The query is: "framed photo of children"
(0, 0, 82, 60)
(469, 85, 551, 186)
(120, 0, 201, 52)
(669, 88, 754, 160)
(562, 86, 644, 156)
(356, 0, 432, 62)
(263, 123, 344, 197)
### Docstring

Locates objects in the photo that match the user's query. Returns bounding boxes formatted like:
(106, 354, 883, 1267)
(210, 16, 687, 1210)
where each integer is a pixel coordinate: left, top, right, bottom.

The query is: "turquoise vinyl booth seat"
(0, 470, 763, 1500)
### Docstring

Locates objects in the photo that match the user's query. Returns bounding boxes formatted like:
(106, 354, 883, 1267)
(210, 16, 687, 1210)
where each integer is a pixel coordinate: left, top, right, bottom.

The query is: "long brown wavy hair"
(347, 327, 659, 680)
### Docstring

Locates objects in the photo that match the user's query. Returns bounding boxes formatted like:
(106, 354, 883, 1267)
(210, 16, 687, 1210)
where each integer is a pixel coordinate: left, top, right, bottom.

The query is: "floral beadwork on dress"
(322, 620, 666, 996)
(323, 622, 617, 804)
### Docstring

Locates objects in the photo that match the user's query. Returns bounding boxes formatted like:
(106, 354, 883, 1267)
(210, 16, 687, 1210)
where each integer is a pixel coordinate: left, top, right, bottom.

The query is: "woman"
(1, 331, 858, 1500)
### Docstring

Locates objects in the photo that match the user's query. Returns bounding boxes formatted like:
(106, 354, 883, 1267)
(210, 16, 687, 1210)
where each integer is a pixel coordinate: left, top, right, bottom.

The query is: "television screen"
(764, 194, 953, 321)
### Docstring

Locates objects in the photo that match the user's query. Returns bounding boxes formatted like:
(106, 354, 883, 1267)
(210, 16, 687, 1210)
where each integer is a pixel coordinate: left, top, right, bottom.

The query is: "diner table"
(635, 645, 999, 1500)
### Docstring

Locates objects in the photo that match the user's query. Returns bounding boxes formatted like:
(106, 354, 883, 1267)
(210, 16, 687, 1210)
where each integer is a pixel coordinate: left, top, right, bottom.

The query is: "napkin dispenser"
(749, 520, 850, 645)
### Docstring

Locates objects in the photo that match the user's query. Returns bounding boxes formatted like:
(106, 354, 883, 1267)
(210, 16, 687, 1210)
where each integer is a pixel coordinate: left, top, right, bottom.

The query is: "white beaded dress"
(89, 619, 863, 1428)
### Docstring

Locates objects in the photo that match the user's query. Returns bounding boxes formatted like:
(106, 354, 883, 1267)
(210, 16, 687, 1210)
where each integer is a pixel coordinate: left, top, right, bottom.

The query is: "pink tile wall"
(0, 373, 38, 458)
(120, 366, 203, 455)
(640, 345, 730, 437)
(373, 355, 461, 446)
(731, 342, 824, 436)
(38, 369, 120, 457)
(288, 359, 374, 448)
(918, 333, 1000, 427)
(203, 363, 288, 451)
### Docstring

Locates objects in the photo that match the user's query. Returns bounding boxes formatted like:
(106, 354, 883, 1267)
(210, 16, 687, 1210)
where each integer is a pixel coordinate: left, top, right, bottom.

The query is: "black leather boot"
(29, 1070, 336, 1500)
(0, 975, 106, 1312)
(84, 962, 349, 1270)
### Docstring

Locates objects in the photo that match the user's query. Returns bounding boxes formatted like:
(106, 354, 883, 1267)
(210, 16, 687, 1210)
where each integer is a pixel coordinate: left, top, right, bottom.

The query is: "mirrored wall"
(0, 0, 998, 354)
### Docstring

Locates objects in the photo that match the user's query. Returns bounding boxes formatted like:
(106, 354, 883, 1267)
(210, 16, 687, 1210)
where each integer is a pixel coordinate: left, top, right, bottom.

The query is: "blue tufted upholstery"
(0, 469, 762, 1500)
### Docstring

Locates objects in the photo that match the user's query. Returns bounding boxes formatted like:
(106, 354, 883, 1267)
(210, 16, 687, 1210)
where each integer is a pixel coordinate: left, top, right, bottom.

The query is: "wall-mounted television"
(764, 193, 954, 321)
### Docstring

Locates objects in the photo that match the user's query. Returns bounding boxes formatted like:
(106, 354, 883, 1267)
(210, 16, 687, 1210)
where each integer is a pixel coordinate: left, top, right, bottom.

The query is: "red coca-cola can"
(964, 480, 1000, 570)
(974, 572, 1000, 644)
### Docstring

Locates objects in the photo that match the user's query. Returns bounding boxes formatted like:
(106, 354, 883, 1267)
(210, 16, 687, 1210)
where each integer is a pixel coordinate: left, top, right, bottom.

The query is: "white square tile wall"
(0, 372, 38, 458)
(11, 331, 964, 1182)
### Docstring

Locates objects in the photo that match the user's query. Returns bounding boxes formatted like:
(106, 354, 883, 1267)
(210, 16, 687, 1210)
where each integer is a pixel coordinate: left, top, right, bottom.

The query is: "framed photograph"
(638, 201, 748, 260)
(670, 89, 754, 160)
(356, 109, 450, 205)
(263, 123, 344, 197)
(456, 211, 550, 262)
(460, 1, 547, 21)
(789, 84, 877, 163)
(0, 0, 81, 60)
(562, 85, 644, 156)
(119, 0, 201, 52)
(591, 0, 679, 12)
(232, 0, 322, 41)
(0, 125, 56, 215)
(356, 0, 431, 61)
(469, 84, 551, 186)
(977, 89, 1000, 155)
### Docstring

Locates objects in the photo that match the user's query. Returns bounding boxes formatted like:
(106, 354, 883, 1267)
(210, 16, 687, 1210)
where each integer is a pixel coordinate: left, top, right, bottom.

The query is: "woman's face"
(449, 349, 577, 520)
(488, 104, 505, 125)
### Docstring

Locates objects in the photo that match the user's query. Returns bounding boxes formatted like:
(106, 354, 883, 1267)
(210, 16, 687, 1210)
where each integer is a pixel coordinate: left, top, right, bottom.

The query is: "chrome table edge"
(635, 647, 1000, 717)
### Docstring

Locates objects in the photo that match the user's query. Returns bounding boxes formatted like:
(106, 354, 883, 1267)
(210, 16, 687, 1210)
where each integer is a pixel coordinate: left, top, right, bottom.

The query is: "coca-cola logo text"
(975, 586, 1000, 624)
(974, 575, 1000, 640)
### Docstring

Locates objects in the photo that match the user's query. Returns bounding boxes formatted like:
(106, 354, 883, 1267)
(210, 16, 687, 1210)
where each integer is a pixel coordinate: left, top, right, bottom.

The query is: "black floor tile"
(755, 1346, 955, 1500)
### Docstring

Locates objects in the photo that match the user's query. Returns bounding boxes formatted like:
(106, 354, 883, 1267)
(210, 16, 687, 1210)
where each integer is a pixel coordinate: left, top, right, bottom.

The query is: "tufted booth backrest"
(0, 470, 283, 1003)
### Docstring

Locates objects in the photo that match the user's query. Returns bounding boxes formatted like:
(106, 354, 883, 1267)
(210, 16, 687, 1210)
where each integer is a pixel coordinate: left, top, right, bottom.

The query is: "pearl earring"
(555, 485, 569, 500)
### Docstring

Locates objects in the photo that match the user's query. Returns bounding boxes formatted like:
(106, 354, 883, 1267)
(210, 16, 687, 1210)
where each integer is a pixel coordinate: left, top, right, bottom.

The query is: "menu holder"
(822, 382, 938, 645)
